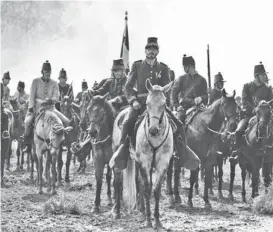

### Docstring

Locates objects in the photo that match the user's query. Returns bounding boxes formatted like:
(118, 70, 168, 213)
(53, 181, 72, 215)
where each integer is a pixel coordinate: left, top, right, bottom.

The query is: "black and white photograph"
(1, 0, 273, 231)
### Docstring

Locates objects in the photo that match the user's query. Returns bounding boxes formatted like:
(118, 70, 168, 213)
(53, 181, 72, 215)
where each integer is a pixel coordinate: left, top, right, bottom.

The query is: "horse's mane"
(103, 99, 116, 133)
(44, 110, 63, 127)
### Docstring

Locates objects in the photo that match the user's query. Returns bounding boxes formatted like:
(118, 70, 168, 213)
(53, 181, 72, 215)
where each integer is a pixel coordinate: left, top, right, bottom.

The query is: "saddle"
(185, 105, 205, 126)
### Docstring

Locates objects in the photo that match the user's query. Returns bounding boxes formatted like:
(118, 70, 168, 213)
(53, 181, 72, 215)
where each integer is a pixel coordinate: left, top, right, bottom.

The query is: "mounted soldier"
(74, 80, 88, 104)
(234, 61, 273, 147)
(1, 71, 12, 110)
(91, 58, 128, 109)
(209, 72, 226, 105)
(113, 37, 199, 168)
(11, 81, 29, 110)
(171, 54, 208, 123)
(21, 60, 70, 151)
(56, 68, 74, 111)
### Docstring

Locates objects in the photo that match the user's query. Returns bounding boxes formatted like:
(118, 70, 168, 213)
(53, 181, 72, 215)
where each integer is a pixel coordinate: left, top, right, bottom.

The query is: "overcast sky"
(2, 0, 273, 96)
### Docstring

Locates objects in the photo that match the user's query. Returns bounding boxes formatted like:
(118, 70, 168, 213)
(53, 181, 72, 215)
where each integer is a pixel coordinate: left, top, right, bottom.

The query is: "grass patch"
(44, 192, 82, 215)
(253, 184, 273, 215)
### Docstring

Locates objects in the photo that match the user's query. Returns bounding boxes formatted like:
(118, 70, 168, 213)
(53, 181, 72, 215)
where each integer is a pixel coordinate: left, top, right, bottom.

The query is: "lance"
(67, 81, 74, 99)
(207, 44, 211, 90)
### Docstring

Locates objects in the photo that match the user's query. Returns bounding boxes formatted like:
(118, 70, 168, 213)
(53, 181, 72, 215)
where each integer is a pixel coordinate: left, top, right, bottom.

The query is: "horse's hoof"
(242, 196, 246, 203)
(209, 189, 214, 196)
(175, 194, 182, 204)
(15, 167, 20, 172)
(20, 166, 24, 170)
(51, 189, 57, 195)
(139, 213, 146, 222)
(65, 178, 70, 183)
(38, 190, 43, 194)
(108, 196, 113, 206)
(27, 166, 30, 172)
(218, 191, 224, 200)
(112, 212, 121, 219)
(154, 219, 163, 229)
(187, 200, 193, 208)
(228, 193, 234, 201)
(168, 195, 175, 208)
(195, 188, 199, 195)
(57, 181, 63, 187)
(47, 186, 52, 193)
(92, 206, 100, 214)
(204, 202, 212, 210)
(145, 220, 152, 228)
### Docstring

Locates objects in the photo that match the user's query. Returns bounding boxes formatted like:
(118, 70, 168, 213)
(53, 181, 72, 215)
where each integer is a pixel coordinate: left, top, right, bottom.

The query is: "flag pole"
(120, 11, 130, 75)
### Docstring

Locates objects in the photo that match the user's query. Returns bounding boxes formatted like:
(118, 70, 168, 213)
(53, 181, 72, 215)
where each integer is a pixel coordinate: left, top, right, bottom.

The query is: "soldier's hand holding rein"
(132, 100, 141, 110)
(194, 97, 202, 105)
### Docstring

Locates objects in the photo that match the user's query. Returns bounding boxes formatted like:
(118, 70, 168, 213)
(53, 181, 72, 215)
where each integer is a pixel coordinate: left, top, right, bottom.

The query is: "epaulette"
(160, 62, 168, 67)
(134, 60, 142, 64)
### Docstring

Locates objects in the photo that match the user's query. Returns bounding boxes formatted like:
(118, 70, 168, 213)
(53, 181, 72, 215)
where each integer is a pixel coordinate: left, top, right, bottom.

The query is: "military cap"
(112, 59, 125, 70)
(2, 71, 10, 80)
(254, 62, 268, 75)
(18, 81, 25, 89)
(59, 68, 67, 78)
(82, 79, 88, 89)
(42, 60, 51, 72)
(145, 37, 159, 49)
(182, 54, 195, 67)
(214, 72, 226, 84)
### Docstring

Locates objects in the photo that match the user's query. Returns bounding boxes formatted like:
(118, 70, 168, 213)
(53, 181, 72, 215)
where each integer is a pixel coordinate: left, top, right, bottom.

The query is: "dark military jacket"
(94, 76, 127, 103)
(58, 83, 74, 100)
(171, 73, 208, 110)
(209, 88, 222, 105)
(125, 59, 170, 105)
(242, 81, 273, 116)
(93, 79, 107, 91)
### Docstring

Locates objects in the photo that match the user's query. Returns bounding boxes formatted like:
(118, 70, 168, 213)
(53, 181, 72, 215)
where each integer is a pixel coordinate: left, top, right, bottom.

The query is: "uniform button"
(150, 71, 153, 73)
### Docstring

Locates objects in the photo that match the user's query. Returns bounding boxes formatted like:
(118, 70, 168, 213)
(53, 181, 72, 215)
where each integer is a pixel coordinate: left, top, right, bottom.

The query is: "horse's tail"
(123, 158, 136, 212)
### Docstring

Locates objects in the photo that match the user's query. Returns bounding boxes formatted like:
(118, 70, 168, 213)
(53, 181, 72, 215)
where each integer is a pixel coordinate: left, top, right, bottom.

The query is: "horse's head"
(86, 92, 111, 142)
(220, 89, 238, 132)
(145, 79, 173, 137)
(253, 99, 273, 140)
(60, 95, 73, 116)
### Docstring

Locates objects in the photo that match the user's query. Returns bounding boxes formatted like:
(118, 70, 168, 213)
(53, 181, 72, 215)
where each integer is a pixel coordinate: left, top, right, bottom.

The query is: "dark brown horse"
(9, 98, 29, 171)
(57, 95, 81, 184)
(171, 89, 237, 209)
(85, 92, 116, 213)
(229, 99, 273, 201)
(1, 107, 13, 187)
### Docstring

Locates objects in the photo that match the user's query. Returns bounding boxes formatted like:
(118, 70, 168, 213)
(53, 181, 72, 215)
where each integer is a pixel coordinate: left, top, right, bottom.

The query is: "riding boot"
(110, 108, 139, 170)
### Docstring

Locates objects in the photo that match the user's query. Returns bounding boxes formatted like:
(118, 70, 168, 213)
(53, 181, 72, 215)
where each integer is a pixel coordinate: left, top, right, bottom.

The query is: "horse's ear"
(232, 90, 236, 98)
(162, 81, 173, 94)
(102, 92, 109, 101)
(145, 79, 153, 92)
(88, 90, 93, 99)
(221, 89, 227, 98)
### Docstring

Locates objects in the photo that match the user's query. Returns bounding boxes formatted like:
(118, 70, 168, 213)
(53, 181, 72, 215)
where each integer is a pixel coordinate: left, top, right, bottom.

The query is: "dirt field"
(1, 143, 273, 232)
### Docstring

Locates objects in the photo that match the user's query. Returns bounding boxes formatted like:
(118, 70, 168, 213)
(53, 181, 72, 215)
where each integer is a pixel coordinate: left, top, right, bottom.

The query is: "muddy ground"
(1, 144, 273, 232)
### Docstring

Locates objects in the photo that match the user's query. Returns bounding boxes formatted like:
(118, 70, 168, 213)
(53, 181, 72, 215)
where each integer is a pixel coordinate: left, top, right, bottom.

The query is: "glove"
(194, 97, 202, 105)
(132, 100, 141, 110)
(28, 108, 33, 113)
(114, 96, 122, 104)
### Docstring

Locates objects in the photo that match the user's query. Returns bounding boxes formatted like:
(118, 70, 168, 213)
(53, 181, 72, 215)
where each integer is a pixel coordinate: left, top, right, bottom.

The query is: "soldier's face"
(216, 81, 224, 89)
(183, 65, 190, 74)
(17, 86, 23, 92)
(113, 70, 124, 78)
(258, 73, 268, 84)
(43, 70, 51, 80)
(145, 46, 159, 59)
(59, 77, 67, 84)
(3, 79, 10, 85)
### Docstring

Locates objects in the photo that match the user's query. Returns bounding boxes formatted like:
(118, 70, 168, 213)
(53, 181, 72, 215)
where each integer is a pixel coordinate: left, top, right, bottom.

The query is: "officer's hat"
(182, 54, 195, 67)
(42, 60, 51, 72)
(59, 68, 67, 78)
(82, 79, 88, 89)
(145, 37, 159, 49)
(112, 59, 125, 70)
(2, 71, 10, 80)
(214, 72, 226, 84)
(254, 62, 268, 76)
(18, 81, 25, 89)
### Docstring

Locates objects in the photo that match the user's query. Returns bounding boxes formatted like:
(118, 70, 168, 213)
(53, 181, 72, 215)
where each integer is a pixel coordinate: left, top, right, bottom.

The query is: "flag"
(120, 11, 130, 74)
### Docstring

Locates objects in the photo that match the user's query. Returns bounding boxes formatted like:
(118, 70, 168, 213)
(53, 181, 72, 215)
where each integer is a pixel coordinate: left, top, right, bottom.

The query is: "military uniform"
(2, 72, 12, 110)
(171, 55, 208, 122)
(23, 61, 70, 144)
(93, 59, 128, 108)
(12, 81, 29, 109)
(235, 62, 273, 145)
(208, 72, 226, 105)
(75, 80, 88, 104)
(112, 38, 199, 171)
